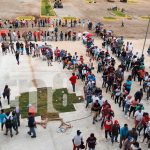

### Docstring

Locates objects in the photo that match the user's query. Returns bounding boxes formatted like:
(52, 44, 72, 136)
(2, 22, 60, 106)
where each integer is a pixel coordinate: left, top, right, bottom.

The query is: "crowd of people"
(0, 16, 150, 150)
(0, 18, 94, 29)
(62, 30, 150, 149)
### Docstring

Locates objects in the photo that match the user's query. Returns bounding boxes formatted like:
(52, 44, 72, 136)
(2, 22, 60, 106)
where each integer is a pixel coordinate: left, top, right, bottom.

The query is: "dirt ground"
(0, 0, 40, 19)
(0, 0, 150, 38)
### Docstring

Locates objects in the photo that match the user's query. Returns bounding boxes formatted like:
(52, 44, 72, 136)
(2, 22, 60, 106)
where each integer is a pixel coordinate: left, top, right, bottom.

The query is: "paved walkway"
(0, 39, 150, 150)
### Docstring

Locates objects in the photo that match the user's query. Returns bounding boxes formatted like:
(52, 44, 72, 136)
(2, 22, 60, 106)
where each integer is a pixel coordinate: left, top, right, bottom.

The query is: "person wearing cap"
(72, 130, 83, 150)
(111, 120, 120, 144)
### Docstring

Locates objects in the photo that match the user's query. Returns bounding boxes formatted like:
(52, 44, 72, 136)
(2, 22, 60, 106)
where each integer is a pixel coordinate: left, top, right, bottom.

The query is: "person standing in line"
(8, 30, 12, 43)
(0, 109, 6, 131)
(69, 73, 77, 92)
(46, 49, 53, 66)
(9, 42, 15, 54)
(104, 116, 113, 141)
(3, 85, 11, 105)
(134, 107, 143, 128)
(91, 100, 101, 124)
(4, 112, 13, 137)
(72, 130, 83, 150)
(15, 107, 20, 127)
(12, 111, 19, 135)
(16, 41, 20, 51)
(27, 113, 36, 138)
(20, 42, 24, 55)
(119, 124, 129, 149)
(15, 50, 20, 65)
(85, 133, 97, 150)
(111, 120, 120, 144)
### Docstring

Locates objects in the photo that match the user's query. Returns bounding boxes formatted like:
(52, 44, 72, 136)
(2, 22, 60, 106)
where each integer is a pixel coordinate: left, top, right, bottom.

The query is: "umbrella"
(83, 31, 89, 34)
(38, 45, 45, 48)
(86, 33, 94, 37)
(107, 30, 113, 33)
(0, 29, 9, 34)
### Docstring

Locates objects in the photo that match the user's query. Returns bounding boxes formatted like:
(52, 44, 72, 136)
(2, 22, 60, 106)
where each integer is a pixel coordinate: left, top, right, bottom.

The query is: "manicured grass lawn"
(85, 0, 93, 3)
(128, 0, 138, 3)
(41, 0, 56, 17)
(19, 88, 59, 119)
(62, 17, 77, 20)
(141, 16, 150, 20)
(53, 88, 83, 112)
(103, 16, 117, 20)
(112, 10, 126, 17)
(17, 88, 83, 118)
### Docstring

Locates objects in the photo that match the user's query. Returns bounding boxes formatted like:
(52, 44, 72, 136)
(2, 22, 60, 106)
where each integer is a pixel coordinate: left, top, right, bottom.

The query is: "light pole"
(142, 17, 150, 55)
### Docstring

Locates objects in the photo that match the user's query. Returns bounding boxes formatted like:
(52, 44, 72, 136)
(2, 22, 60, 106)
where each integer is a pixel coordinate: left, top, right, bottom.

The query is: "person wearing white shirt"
(128, 43, 133, 51)
(92, 94, 99, 103)
(98, 96, 104, 107)
(134, 108, 143, 128)
(77, 32, 82, 40)
(124, 95, 132, 117)
(72, 130, 83, 150)
(115, 88, 121, 104)
(12, 31, 16, 41)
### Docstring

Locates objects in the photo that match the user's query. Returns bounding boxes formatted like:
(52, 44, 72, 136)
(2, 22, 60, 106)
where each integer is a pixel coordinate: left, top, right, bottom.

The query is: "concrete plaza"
(0, 39, 150, 150)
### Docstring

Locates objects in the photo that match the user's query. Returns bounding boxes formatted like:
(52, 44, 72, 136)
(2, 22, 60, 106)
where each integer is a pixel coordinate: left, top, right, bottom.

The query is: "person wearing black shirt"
(28, 113, 36, 138)
(91, 100, 101, 124)
(86, 133, 97, 150)
(60, 31, 63, 41)
(15, 51, 20, 65)
(16, 41, 20, 51)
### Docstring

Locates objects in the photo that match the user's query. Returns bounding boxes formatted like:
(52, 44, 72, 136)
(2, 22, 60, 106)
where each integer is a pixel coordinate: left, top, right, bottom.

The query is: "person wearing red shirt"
(33, 31, 37, 42)
(56, 49, 60, 62)
(69, 73, 77, 92)
(37, 31, 40, 41)
(138, 113, 150, 136)
(104, 117, 113, 141)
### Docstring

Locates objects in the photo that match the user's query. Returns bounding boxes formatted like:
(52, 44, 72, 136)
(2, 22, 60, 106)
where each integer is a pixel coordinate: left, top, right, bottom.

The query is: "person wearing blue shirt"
(88, 74, 92, 81)
(125, 76, 132, 94)
(91, 75, 96, 82)
(0, 109, 7, 131)
(119, 124, 129, 148)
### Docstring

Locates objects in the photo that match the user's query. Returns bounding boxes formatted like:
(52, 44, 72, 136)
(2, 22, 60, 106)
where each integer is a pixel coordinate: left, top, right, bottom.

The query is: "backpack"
(80, 141, 85, 149)
(5, 116, 12, 128)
